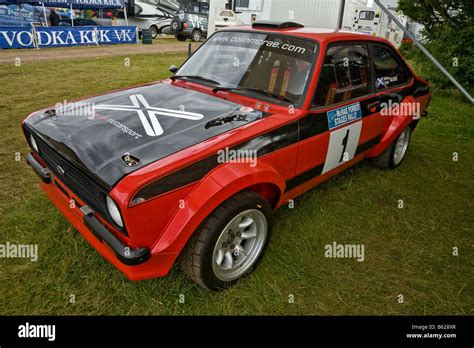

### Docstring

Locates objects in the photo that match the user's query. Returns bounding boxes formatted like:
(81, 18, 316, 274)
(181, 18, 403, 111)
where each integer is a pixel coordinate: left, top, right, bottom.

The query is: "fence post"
(31, 25, 38, 49)
(94, 26, 99, 47)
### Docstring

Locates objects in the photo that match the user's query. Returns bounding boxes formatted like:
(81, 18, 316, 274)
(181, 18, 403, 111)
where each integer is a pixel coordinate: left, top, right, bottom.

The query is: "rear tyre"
(371, 127, 412, 170)
(170, 18, 182, 33)
(176, 34, 187, 42)
(179, 190, 273, 291)
(191, 29, 202, 42)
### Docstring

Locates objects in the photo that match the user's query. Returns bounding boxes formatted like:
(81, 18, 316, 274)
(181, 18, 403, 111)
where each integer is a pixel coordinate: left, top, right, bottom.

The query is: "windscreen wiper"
(213, 86, 295, 104)
(170, 75, 221, 86)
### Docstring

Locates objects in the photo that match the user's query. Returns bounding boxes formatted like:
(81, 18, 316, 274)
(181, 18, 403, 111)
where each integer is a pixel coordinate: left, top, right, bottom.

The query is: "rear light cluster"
(183, 23, 189, 29)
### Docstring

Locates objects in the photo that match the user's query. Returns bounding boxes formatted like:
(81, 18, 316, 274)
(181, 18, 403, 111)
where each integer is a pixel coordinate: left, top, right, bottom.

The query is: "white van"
(341, 2, 407, 48)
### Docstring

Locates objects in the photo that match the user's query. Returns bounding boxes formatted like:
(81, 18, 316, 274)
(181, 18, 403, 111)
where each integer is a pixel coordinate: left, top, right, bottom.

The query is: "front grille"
(25, 127, 109, 219)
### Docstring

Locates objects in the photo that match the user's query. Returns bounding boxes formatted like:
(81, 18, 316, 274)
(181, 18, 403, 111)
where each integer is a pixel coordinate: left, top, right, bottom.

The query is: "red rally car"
(22, 21, 431, 291)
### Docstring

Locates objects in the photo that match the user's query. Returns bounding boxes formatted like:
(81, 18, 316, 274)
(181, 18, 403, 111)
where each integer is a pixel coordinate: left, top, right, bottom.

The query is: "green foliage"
(398, 0, 473, 94)
(404, 17, 473, 92)
(398, 0, 472, 34)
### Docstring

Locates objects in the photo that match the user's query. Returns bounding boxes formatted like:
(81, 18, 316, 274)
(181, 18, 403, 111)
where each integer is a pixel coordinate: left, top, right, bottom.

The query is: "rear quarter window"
(372, 45, 412, 90)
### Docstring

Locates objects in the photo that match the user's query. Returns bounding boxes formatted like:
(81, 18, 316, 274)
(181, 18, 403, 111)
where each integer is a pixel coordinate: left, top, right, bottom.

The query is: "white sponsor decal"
(94, 94, 204, 137)
(322, 121, 362, 174)
(188, 14, 205, 30)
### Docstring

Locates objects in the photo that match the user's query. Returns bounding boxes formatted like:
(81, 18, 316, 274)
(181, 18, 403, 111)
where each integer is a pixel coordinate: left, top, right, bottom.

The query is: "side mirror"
(169, 65, 178, 73)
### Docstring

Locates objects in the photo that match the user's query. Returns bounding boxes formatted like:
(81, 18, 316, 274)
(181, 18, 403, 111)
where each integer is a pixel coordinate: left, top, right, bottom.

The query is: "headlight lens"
(30, 134, 39, 153)
(106, 196, 123, 228)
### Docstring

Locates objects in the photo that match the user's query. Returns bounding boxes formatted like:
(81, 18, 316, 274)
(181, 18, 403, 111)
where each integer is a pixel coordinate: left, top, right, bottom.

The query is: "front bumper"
(26, 153, 52, 184)
(26, 152, 150, 266)
(81, 205, 150, 266)
(26, 152, 178, 280)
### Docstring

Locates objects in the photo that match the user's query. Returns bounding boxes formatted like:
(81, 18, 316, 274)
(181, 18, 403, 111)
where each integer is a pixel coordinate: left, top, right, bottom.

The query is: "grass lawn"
(0, 53, 472, 315)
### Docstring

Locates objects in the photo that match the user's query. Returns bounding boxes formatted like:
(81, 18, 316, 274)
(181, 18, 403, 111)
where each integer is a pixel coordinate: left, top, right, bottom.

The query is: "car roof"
(221, 25, 392, 45)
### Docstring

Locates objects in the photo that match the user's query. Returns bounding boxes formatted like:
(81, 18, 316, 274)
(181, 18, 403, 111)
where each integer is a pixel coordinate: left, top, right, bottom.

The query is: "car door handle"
(367, 101, 381, 112)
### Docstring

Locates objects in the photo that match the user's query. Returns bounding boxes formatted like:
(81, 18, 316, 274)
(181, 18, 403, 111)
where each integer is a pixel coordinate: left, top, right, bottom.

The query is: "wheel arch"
(367, 95, 419, 158)
(247, 182, 281, 210)
(150, 162, 285, 256)
(149, 24, 159, 36)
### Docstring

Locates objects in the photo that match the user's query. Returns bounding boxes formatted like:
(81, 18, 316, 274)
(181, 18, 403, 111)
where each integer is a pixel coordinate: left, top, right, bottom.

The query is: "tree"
(398, 0, 473, 93)
(398, 0, 473, 36)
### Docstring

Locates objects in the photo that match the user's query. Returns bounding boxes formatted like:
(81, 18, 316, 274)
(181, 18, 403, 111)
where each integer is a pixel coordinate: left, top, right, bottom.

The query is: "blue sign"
(0, 26, 137, 49)
(0, 26, 35, 48)
(20, 0, 125, 9)
(326, 102, 362, 130)
(0, 5, 38, 26)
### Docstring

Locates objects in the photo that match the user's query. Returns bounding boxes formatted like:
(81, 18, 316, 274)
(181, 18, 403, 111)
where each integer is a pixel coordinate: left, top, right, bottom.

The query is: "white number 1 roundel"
(322, 121, 362, 174)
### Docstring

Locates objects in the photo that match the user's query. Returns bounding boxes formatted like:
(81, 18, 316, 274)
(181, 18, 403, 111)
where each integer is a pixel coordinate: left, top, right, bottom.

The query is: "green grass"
(0, 53, 473, 315)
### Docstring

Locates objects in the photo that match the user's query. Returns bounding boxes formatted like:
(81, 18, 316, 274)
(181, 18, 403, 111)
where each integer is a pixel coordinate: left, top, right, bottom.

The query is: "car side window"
(313, 44, 371, 107)
(372, 45, 411, 90)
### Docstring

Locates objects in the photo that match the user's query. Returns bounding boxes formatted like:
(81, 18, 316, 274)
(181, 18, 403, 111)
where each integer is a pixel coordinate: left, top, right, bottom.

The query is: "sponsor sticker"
(239, 106, 255, 113)
(376, 76, 399, 89)
(326, 102, 362, 130)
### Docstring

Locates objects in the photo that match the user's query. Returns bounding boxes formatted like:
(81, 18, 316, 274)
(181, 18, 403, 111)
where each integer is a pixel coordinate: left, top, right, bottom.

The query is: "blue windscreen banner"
(0, 26, 138, 48)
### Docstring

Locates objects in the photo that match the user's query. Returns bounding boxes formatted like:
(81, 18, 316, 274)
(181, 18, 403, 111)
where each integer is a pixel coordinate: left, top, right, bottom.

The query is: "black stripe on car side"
(284, 134, 382, 193)
(133, 81, 428, 202)
(235, 121, 299, 156)
(133, 121, 299, 201)
(286, 164, 325, 192)
(355, 134, 382, 156)
(135, 154, 221, 201)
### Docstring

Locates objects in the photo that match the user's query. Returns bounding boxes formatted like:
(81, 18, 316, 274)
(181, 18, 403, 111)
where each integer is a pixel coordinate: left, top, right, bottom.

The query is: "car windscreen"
(176, 31, 318, 105)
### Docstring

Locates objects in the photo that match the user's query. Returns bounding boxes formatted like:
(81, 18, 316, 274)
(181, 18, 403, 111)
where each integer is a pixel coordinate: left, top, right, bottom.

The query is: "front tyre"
(179, 190, 273, 291)
(371, 127, 412, 169)
(149, 25, 159, 39)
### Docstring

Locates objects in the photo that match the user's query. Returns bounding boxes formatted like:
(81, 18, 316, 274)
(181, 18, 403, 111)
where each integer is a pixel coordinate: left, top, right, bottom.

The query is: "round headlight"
(106, 196, 123, 228)
(30, 134, 39, 153)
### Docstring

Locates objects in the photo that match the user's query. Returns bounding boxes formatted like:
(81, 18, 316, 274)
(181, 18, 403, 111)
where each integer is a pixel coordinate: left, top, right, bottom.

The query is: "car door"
(290, 42, 381, 191)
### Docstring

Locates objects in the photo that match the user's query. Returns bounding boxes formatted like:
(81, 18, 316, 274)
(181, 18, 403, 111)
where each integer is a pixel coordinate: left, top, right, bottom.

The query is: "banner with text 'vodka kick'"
(0, 26, 137, 49)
